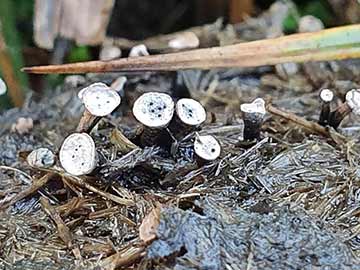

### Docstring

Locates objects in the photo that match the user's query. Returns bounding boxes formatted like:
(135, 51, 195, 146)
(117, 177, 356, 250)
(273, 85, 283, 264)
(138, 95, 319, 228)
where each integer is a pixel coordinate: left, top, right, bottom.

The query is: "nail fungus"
(329, 89, 360, 129)
(194, 133, 221, 163)
(318, 89, 334, 126)
(170, 98, 206, 138)
(77, 82, 121, 133)
(27, 148, 55, 168)
(240, 98, 266, 141)
(59, 133, 97, 176)
(132, 92, 175, 146)
(129, 44, 149, 57)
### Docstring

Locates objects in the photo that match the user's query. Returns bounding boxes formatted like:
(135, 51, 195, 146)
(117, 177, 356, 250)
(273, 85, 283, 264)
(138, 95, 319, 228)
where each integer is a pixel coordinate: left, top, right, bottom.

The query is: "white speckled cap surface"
(194, 134, 221, 161)
(176, 98, 206, 126)
(78, 82, 121, 116)
(133, 92, 175, 128)
(59, 133, 97, 176)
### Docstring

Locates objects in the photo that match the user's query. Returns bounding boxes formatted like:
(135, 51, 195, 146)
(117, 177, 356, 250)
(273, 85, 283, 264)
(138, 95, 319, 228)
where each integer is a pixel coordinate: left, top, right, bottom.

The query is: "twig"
(98, 245, 145, 270)
(0, 172, 56, 210)
(22, 25, 360, 74)
(266, 104, 329, 136)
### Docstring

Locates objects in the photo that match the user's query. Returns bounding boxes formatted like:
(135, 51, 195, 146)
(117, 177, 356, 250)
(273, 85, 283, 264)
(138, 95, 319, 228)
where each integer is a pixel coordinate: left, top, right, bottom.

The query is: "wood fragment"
(23, 25, 360, 74)
(110, 128, 139, 154)
(99, 245, 145, 270)
(139, 206, 161, 243)
(0, 172, 56, 210)
(266, 104, 329, 136)
(40, 197, 73, 248)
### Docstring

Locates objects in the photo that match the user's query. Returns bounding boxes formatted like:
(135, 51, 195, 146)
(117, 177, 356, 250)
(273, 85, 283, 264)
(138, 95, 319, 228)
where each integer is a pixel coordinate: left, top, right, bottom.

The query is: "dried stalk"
(23, 25, 360, 74)
(266, 104, 329, 136)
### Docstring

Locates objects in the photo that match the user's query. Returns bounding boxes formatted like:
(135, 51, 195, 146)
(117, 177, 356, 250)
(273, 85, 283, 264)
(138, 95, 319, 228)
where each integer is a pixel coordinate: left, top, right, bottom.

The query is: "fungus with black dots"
(194, 133, 221, 164)
(318, 89, 334, 126)
(77, 82, 121, 132)
(329, 89, 360, 129)
(59, 133, 97, 176)
(27, 148, 55, 169)
(132, 92, 174, 146)
(170, 98, 206, 139)
(240, 98, 266, 141)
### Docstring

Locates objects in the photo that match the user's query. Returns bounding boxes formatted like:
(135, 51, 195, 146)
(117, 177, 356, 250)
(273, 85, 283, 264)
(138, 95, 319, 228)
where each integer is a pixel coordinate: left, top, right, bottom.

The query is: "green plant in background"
(0, 0, 32, 110)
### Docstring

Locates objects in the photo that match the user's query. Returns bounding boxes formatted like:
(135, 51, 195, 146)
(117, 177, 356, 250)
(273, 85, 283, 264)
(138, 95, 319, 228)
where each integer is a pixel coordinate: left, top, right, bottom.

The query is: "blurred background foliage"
(0, 0, 352, 111)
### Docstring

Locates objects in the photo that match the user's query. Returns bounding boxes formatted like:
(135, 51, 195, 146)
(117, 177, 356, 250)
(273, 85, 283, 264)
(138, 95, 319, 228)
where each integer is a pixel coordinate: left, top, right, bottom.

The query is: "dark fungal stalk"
(318, 89, 334, 126)
(240, 98, 266, 141)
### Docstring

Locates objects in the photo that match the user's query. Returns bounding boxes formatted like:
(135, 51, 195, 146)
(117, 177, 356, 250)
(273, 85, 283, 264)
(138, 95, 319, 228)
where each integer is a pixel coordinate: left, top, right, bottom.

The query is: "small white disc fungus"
(0, 78, 7, 95)
(240, 98, 266, 115)
(133, 92, 175, 128)
(194, 134, 221, 161)
(168, 31, 200, 50)
(27, 148, 55, 168)
(346, 89, 360, 115)
(59, 133, 97, 176)
(78, 82, 121, 116)
(298, 15, 324, 33)
(176, 98, 206, 126)
(320, 89, 334, 102)
(99, 45, 121, 61)
(129, 44, 149, 57)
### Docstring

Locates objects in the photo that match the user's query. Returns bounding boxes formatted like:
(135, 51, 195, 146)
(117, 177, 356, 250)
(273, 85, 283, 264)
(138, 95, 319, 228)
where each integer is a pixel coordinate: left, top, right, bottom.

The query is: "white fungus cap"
(59, 133, 97, 176)
(240, 98, 266, 115)
(129, 44, 149, 57)
(27, 148, 55, 168)
(78, 82, 121, 117)
(168, 31, 200, 50)
(133, 92, 175, 128)
(320, 89, 334, 102)
(298, 15, 324, 33)
(0, 78, 7, 95)
(99, 45, 121, 61)
(194, 134, 221, 161)
(346, 89, 360, 115)
(176, 98, 206, 126)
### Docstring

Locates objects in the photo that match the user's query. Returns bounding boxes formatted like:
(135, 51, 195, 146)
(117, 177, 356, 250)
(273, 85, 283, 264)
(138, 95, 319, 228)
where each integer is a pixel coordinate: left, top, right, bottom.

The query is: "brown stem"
(266, 104, 328, 136)
(328, 103, 352, 129)
(22, 25, 360, 74)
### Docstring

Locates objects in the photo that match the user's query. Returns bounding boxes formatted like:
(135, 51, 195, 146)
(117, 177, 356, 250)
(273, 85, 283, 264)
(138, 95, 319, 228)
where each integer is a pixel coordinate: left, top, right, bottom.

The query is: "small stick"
(22, 25, 360, 74)
(266, 104, 328, 136)
(0, 172, 56, 210)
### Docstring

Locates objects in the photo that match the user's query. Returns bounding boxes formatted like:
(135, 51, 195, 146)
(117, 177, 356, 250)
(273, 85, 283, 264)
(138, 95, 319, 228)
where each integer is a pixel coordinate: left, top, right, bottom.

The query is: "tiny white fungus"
(240, 98, 266, 115)
(320, 89, 334, 102)
(298, 15, 324, 33)
(194, 134, 221, 161)
(59, 133, 97, 176)
(0, 78, 7, 95)
(27, 148, 55, 168)
(176, 98, 206, 126)
(129, 44, 149, 57)
(99, 45, 121, 61)
(168, 31, 200, 50)
(346, 89, 360, 115)
(78, 82, 121, 116)
(133, 92, 174, 128)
